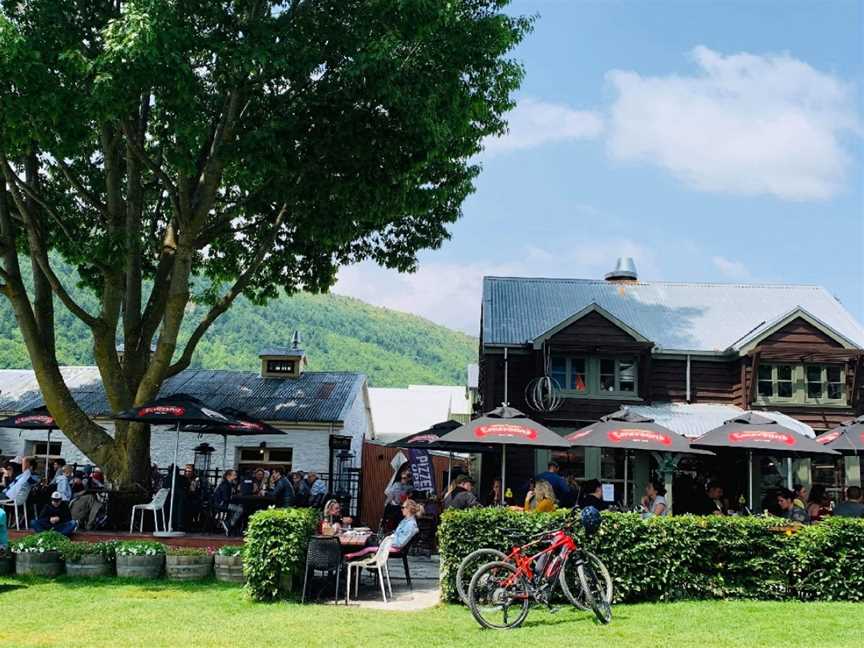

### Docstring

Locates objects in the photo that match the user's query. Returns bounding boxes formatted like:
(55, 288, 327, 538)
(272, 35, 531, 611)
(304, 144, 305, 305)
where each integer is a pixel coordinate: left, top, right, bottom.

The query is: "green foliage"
(166, 546, 211, 557)
(11, 531, 72, 554)
(115, 541, 166, 557)
(243, 507, 318, 601)
(60, 541, 117, 563)
(438, 510, 864, 603)
(216, 545, 243, 557)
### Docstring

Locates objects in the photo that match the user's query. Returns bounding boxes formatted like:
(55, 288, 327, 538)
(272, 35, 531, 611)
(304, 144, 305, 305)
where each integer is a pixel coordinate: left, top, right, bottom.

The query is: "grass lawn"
(1, 577, 862, 648)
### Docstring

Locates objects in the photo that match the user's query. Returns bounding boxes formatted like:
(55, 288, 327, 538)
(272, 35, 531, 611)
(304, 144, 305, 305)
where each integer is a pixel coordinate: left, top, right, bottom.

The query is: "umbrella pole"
(155, 422, 185, 537)
(623, 450, 628, 509)
(223, 434, 228, 472)
(748, 450, 753, 512)
(786, 457, 793, 491)
(447, 452, 452, 487)
(501, 445, 506, 506)
(46, 428, 52, 480)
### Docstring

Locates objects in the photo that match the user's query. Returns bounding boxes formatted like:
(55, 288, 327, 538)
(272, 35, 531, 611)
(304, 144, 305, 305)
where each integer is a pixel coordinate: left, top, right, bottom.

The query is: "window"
(266, 359, 295, 374)
(238, 446, 293, 472)
(756, 363, 845, 405)
(549, 356, 638, 398)
(30, 441, 62, 457)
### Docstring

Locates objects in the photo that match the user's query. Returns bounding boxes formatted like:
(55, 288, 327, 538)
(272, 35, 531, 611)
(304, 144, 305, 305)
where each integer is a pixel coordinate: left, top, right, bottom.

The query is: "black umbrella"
(565, 408, 713, 507)
(115, 394, 243, 537)
(387, 420, 486, 487)
(816, 416, 864, 455)
(0, 406, 58, 477)
(181, 407, 286, 470)
(692, 412, 838, 509)
(436, 405, 570, 504)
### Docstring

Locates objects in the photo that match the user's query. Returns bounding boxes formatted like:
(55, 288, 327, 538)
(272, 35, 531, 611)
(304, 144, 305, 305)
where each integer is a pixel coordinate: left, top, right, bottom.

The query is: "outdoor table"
(232, 494, 275, 517)
(336, 530, 374, 550)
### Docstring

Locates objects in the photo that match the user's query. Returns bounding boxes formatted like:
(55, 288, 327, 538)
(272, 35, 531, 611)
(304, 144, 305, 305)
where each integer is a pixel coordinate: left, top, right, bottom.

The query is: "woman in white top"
(641, 480, 670, 517)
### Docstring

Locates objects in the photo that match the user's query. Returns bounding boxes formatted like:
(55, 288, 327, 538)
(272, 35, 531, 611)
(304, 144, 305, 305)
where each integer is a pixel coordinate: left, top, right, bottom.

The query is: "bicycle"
(467, 512, 612, 629)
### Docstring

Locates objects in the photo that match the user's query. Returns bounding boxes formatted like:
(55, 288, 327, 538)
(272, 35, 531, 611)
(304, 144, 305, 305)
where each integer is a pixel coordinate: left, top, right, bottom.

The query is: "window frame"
(755, 363, 846, 406)
(550, 355, 639, 399)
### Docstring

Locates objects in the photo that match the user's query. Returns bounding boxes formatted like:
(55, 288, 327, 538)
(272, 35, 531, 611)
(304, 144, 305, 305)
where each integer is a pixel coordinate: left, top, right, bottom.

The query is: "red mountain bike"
(467, 519, 612, 629)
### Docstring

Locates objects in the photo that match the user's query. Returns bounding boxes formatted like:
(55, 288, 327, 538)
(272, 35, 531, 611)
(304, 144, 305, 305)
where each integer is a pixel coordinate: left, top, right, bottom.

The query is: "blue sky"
(336, 0, 864, 335)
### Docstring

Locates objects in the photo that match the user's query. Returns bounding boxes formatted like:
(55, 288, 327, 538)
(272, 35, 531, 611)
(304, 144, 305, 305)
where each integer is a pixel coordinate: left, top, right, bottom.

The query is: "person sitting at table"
(777, 488, 810, 524)
(345, 499, 423, 560)
(306, 472, 327, 507)
(251, 468, 268, 495)
(291, 471, 309, 506)
(524, 479, 557, 512)
(696, 482, 726, 516)
(806, 485, 832, 523)
(1, 456, 33, 502)
(214, 470, 243, 532)
(32, 492, 78, 536)
(443, 475, 479, 510)
(641, 480, 669, 518)
(270, 466, 295, 508)
(319, 499, 353, 534)
(484, 478, 502, 506)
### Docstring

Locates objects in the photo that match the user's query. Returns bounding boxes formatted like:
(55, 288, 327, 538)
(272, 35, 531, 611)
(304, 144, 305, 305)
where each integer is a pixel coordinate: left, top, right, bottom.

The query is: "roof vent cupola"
(259, 330, 307, 379)
(604, 257, 638, 282)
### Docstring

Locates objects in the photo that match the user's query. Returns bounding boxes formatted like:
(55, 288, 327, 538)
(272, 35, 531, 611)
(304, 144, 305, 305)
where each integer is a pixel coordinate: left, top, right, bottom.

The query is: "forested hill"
(0, 261, 477, 387)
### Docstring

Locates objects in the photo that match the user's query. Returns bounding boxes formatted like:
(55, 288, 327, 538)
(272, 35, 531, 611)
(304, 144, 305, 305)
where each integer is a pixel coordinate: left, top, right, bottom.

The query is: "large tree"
(0, 0, 529, 484)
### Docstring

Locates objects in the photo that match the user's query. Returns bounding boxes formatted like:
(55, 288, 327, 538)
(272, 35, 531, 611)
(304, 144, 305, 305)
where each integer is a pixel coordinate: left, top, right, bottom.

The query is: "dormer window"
(549, 355, 639, 398)
(259, 333, 307, 379)
(266, 359, 296, 374)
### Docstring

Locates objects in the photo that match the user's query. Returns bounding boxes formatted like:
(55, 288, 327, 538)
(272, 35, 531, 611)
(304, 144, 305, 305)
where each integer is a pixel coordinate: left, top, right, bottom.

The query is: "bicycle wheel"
(559, 551, 612, 611)
(577, 560, 612, 624)
(456, 548, 508, 605)
(467, 561, 531, 630)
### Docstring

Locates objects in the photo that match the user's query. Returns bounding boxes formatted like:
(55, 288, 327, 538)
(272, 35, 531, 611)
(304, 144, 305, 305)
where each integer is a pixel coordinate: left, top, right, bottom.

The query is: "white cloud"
(606, 46, 860, 201)
(482, 98, 603, 157)
(334, 240, 658, 335)
(711, 255, 751, 280)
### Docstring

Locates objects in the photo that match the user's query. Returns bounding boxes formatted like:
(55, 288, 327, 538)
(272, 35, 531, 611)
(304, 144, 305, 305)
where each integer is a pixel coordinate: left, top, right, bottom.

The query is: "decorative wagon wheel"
(525, 345, 563, 413)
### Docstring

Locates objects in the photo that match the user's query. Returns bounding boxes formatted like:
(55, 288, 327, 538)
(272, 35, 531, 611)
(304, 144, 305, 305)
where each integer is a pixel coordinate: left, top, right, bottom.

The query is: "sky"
(335, 0, 864, 336)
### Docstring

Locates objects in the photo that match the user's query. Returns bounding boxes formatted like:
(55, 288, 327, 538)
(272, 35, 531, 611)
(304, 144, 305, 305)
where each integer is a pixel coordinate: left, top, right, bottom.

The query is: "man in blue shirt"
(535, 461, 573, 507)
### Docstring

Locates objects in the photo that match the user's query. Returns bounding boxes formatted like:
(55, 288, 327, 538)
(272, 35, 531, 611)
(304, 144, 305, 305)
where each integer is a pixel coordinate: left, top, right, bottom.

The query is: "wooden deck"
(8, 529, 243, 549)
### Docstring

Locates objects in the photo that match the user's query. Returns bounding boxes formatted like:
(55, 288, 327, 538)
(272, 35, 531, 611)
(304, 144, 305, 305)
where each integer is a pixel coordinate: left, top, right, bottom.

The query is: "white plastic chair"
(129, 488, 170, 533)
(0, 482, 32, 530)
(345, 535, 395, 604)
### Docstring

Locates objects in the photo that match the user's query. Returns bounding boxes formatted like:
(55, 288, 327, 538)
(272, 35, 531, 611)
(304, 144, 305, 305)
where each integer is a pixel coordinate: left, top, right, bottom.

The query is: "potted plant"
(62, 541, 116, 578)
(214, 545, 245, 583)
(115, 541, 166, 579)
(0, 547, 13, 575)
(12, 531, 71, 577)
(165, 546, 213, 581)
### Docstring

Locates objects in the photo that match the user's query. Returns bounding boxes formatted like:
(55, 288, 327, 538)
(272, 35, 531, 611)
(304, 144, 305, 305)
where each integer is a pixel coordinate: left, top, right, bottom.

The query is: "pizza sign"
(15, 414, 55, 426)
(817, 431, 840, 445)
(728, 430, 796, 446)
(474, 423, 538, 441)
(138, 405, 186, 417)
(608, 428, 672, 446)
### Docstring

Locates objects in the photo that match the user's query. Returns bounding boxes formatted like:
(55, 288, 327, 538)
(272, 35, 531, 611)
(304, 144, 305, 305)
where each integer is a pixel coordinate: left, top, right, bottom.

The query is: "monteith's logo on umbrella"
(817, 431, 841, 445)
(410, 434, 439, 444)
(139, 405, 186, 417)
(728, 430, 796, 446)
(608, 428, 672, 446)
(228, 421, 263, 431)
(566, 427, 594, 441)
(474, 423, 538, 440)
(15, 414, 55, 426)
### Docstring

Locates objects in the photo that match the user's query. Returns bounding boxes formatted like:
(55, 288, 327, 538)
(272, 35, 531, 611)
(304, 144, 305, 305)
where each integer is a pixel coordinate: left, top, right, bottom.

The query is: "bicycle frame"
(500, 529, 580, 597)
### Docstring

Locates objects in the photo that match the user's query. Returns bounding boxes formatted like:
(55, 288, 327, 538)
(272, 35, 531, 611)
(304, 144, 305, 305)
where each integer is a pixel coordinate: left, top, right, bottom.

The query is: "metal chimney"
(291, 330, 301, 349)
(605, 257, 638, 282)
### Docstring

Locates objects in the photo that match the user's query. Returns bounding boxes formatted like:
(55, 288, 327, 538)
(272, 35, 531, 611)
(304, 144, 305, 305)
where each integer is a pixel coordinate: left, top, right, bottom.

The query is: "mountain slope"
(0, 262, 477, 387)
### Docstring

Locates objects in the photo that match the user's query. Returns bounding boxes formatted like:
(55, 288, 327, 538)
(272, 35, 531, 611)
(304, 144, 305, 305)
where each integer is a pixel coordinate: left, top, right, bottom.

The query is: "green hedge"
(438, 509, 864, 603)
(243, 507, 318, 601)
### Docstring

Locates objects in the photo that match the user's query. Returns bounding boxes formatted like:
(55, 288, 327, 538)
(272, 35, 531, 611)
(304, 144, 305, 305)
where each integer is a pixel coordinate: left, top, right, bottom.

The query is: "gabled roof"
(530, 303, 650, 349)
(367, 387, 455, 443)
(0, 367, 366, 424)
(734, 306, 860, 352)
(482, 277, 864, 353)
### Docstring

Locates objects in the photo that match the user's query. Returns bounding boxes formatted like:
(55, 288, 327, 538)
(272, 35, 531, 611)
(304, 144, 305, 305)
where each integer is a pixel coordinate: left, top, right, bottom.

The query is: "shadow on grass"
(10, 574, 245, 594)
(0, 583, 27, 593)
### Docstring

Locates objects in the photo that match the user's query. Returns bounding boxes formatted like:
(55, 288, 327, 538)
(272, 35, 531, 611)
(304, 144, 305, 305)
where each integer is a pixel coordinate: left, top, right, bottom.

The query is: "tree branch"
(121, 121, 182, 218)
(51, 157, 108, 216)
(2, 157, 78, 246)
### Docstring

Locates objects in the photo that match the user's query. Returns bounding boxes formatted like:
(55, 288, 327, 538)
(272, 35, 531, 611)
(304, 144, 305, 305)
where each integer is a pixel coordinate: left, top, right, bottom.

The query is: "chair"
(0, 482, 32, 530)
(388, 529, 420, 589)
(346, 535, 395, 604)
(301, 536, 344, 604)
(129, 488, 170, 533)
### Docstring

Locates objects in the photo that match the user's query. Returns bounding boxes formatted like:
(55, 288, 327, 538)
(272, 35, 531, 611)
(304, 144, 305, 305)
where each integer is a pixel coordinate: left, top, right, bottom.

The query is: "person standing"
(443, 475, 480, 510)
(579, 479, 610, 511)
(32, 492, 78, 536)
(270, 466, 295, 508)
(534, 461, 573, 507)
(833, 486, 864, 518)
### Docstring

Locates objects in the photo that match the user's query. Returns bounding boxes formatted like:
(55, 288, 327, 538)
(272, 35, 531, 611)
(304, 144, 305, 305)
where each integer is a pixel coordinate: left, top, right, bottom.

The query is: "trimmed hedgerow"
(243, 507, 318, 601)
(438, 509, 864, 603)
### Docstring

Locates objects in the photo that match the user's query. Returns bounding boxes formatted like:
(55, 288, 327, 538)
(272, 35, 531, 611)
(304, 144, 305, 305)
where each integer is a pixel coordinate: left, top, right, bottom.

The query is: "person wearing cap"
(443, 474, 480, 510)
(32, 492, 78, 536)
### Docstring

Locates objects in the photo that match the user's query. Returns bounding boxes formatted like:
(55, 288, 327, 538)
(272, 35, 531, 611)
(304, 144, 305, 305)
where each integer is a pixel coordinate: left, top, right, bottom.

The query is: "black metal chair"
(388, 530, 420, 589)
(301, 536, 343, 604)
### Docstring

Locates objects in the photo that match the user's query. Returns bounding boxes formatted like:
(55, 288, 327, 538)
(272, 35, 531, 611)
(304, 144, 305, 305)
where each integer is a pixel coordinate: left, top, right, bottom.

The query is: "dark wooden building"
(477, 260, 864, 506)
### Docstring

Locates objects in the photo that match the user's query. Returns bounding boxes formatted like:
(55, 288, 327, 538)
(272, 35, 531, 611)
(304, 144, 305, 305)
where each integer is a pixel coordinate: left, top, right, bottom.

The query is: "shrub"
(438, 510, 864, 603)
(244, 507, 318, 601)
(115, 541, 166, 557)
(11, 531, 72, 554)
(166, 546, 212, 557)
(216, 545, 243, 557)
(61, 541, 118, 563)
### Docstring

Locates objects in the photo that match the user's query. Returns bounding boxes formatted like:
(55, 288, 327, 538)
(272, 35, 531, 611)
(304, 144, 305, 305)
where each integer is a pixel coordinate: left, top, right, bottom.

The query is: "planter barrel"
(116, 554, 164, 579)
(0, 553, 13, 576)
(65, 554, 113, 578)
(214, 554, 245, 584)
(166, 554, 213, 581)
(14, 551, 64, 577)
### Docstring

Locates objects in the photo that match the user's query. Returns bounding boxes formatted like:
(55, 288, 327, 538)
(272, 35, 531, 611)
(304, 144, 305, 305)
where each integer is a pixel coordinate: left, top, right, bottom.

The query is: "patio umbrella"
(0, 406, 57, 478)
(816, 415, 864, 454)
(181, 407, 286, 470)
(692, 412, 838, 510)
(386, 420, 488, 486)
(115, 394, 243, 537)
(565, 408, 713, 507)
(436, 405, 570, 505)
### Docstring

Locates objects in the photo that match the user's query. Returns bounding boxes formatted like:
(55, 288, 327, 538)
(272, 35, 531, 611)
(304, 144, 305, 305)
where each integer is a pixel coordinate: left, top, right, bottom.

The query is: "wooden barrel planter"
(116, 554, 164, 579)
(214, 554, 245, 584)
(14, 551, 64, 577)
(0, 553, 13, 576)
(166, 554, 213, 581)
(65, 554, 113, 578)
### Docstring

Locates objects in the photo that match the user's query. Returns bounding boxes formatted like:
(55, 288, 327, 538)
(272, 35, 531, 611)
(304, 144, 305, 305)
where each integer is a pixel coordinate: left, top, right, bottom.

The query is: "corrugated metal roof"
(482, 277, 864, 352)
(627, 403, 815, 439)
(0, 367, 365, 424)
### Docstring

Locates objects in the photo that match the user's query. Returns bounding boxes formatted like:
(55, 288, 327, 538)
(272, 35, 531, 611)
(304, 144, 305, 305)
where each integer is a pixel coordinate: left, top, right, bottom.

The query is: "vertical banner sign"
(408, 449, 436, 493)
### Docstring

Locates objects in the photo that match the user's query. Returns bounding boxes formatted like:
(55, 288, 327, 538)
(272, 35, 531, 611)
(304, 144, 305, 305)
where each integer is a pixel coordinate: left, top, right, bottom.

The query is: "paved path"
(341, 555, 441, 611)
